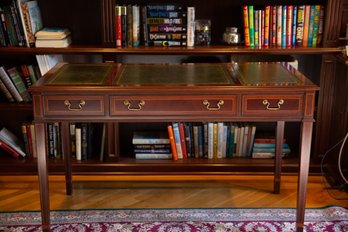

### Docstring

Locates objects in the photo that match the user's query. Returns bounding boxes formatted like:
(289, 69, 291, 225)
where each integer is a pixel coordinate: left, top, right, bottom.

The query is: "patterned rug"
(0, 206, 347, 232)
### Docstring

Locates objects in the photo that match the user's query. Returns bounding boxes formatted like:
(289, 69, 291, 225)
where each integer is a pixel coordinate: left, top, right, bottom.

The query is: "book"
(6, 66, 31, 102)
(35, 27, 71, 39)
(296, 5, 305, 46)
(0, 76, 15, 102)
(0, 66, 23, 102)
(132, 131, 170, 144)
(19, 0, 43, 47)
(242, 6, 250, 47)
(167, 125, 178, 160)
(132, 5, 140, 47)
(75, 127, 81, 161)
(135, 153, 172, 159)
(172, 122, 183, 159)
(0, 138, 20, 158)
(35, 35, 71, 47)
(248, 5, 254, 47)
(0, 127, 26, 157)
(186, 6, 195, 46)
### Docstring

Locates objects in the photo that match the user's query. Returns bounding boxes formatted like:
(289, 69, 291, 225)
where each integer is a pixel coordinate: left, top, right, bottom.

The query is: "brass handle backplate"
(262, 99, 284, 111)
(203, 100, 224, 111)
(64, 100, 86, 111)
(123, 100, 145, 111)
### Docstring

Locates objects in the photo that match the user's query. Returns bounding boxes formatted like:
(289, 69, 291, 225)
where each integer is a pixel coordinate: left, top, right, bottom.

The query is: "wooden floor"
(0, 175, 348, 211)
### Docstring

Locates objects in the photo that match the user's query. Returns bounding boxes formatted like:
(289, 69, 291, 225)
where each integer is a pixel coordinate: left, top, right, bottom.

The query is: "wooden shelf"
(0, 155, 321, 175)
(0, 45, 342, 55)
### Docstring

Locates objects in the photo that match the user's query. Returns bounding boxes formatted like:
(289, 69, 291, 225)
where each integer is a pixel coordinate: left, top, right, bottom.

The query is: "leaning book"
(0, 127, 26, 157)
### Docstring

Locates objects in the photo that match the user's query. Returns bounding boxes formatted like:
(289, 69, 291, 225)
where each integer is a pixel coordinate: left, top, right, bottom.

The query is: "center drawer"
(110, 96, 237, 116)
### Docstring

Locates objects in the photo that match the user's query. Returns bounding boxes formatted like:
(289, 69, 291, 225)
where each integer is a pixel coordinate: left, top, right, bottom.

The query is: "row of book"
(242, 5, 324, 48)
(133, 122, 291, 160)
(115, 4, 195, 47)
(0, 0, 43, 47)
(0, 64, 40, 102)
(47, 122, 106, 161)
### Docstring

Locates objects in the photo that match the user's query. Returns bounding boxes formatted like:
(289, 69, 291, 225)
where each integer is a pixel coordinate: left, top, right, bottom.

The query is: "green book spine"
(248, 5, 254, 47)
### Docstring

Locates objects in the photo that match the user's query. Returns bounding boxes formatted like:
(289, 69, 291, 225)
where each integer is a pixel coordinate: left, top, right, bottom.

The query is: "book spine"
(296, 5, 305, 47)
(167, 125, 178, 160)
(6, 66, 31, 102)
(134, 148, 171, 153)
(187, 6, 195, 47)
(126, 5, 133, 47)
(242, 6, 250, 47)
(253, 10, 259, 48)
(147, 4, 184, 11)
(148, 33, 187, 40)
(307, 5, 315, 47)
(178, 122, 187, 159)
(0, 66, 23, 102)
(0, 139, 20, 158)
(276, 5, 282, 47)
(115, 6, 122, 47)
(281, 5, 287, 48)
(207, 122, 214, 159)
(248, 6, 254, 47)
(121, 6, 127, 47)
(311, 5, 321, 47)
(75, 127, 81, 161)
(292, 6, 297, 46)
(286, 5, 293, 48)
(147, 40, 187, 47)
(132, 5, 140, 47)
(3, 6, 19, 46)
(264, 6, 270, 47)
(29, 123, 37, 158)
(21, 123, 30, 156)
(172, 122, 183, 159)
(135, 153, 172, 159)
(317, 5, 324, 45)
(271, 6, 277, 47)
(302, 5, 310, 47)
(0, 77, 15, 102)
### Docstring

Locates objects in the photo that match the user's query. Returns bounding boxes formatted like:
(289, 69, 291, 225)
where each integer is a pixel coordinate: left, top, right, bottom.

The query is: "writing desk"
(30, 62, 319, 232)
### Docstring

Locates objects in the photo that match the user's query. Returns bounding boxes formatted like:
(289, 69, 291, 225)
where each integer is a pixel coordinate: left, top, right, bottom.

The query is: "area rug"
(0, 206, 347, 232)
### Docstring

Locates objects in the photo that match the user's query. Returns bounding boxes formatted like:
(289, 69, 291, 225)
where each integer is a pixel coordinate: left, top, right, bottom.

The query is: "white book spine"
(207, 122, 214, 159)
(187, 6, 195, 46)
(75, 128, 81, 161)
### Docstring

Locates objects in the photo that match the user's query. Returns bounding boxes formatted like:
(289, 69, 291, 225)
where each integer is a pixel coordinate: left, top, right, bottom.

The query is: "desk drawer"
(110, 96, 237, 116)
(43, 95, 105, 116)
(242, 95, 303, 116)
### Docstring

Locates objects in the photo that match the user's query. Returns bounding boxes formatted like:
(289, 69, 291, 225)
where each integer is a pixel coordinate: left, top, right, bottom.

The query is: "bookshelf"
(0, 0, 347, 176)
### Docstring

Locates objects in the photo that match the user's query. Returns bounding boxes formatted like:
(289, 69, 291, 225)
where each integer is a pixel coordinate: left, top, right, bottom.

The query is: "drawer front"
(242, 95, 303, 116)
(110, 96, 237, 116)
(44, 95, 105, 116)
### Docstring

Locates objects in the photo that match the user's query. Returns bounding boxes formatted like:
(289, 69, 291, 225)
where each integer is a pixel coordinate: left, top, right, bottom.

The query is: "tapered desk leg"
(274, 121, 285, 194)
(296, 121, 313, 232)
(61, 122, 72, 195)
(35, 122, 50, 232)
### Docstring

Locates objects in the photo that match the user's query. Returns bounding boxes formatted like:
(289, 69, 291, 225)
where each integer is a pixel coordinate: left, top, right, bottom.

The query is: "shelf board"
(0, 156, 321, 175)
(0, 45, 342, 55)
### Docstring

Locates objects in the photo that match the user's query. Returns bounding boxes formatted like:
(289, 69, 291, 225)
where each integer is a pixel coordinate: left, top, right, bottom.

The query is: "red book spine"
(286, 5, 293, 48)
(0, 139, 20, 158)
(178, 123, 187, 159)
(115, 6, 122, 47)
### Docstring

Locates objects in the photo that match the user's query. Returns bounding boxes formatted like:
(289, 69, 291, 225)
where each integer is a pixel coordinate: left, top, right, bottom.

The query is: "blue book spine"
(292, 6, 297, 46)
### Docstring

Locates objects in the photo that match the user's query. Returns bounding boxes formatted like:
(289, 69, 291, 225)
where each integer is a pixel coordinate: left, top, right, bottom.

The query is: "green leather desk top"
(44, 62, 314, 87)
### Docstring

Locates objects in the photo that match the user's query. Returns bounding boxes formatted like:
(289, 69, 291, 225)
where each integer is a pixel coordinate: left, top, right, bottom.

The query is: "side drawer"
(110, 96, 237, 116)
(43, 95, 105, 116)
(242, 95, 303, 117)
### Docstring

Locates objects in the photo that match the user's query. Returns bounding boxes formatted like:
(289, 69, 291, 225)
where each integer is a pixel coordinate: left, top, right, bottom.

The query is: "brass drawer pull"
(123, 100, 145, 111)
(203, 100, 224, 111)
(64, 100, 86, 111)
(262, 99, 284, 110)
